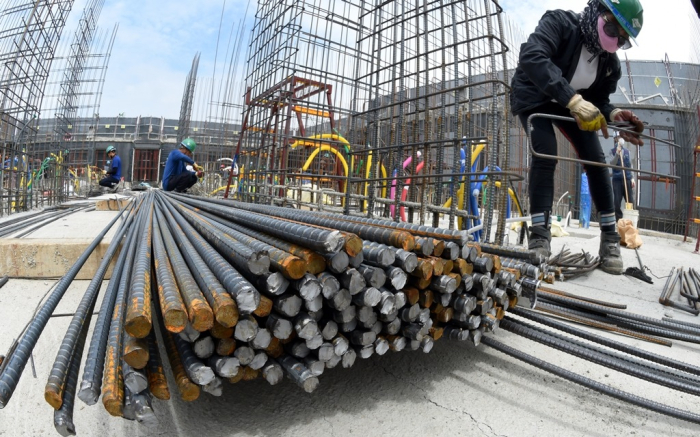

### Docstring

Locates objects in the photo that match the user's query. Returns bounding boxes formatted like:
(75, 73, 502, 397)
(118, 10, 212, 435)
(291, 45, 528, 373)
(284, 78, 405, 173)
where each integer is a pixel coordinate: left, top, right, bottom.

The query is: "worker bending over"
(510, 0, 645, 274)
(162, 138, 204, 192)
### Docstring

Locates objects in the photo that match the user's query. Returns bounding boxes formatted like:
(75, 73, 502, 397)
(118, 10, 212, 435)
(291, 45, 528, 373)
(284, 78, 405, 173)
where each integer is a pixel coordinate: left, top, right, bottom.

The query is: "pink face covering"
(597, 16, 620, 53)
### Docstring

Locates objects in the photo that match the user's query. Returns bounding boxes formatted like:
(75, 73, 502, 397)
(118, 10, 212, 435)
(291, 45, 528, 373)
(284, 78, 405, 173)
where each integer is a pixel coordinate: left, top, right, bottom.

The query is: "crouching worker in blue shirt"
(99, 145, 121, 189)
(162, 138, 204, 192)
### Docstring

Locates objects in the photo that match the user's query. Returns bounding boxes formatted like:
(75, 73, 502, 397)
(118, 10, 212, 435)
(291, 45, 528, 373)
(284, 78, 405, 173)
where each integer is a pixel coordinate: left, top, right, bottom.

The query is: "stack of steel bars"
(4, 190, 700, 432)
(0, 203, 95, 239)
(0, 190, 530, 434)
(659, 267, 700, 316)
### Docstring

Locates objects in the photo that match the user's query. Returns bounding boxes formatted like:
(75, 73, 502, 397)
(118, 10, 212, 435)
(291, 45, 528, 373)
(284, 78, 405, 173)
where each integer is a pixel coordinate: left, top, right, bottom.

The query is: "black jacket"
(510, 9, 621, 120)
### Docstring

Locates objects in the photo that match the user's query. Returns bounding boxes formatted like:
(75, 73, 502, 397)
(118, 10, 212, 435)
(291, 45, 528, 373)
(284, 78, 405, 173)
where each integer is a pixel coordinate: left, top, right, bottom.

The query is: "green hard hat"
(181, 138, 196, 152)
(599, 0, 644, 39)
(106, 145, 116, 153)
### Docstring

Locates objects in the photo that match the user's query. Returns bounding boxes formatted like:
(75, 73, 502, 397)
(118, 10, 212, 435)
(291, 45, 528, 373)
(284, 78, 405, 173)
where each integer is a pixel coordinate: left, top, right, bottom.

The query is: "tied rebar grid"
(0, 0, 75, 215)
(52, 0, 105, 153)
(229, 0, 513, 241)
(37, 22, 118, 181)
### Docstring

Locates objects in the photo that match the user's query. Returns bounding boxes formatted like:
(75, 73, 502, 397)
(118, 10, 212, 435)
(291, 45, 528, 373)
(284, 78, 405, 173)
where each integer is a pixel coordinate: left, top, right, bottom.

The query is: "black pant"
(612, 178, 633, 222)
(166, 172, 197, 192)
(518, 102, 615, 220)
(99, 175, 120, 187)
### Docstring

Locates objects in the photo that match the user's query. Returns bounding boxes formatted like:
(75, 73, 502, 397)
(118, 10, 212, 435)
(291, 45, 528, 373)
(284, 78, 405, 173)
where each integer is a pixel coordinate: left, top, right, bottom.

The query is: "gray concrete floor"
(1, 205, 700, 436)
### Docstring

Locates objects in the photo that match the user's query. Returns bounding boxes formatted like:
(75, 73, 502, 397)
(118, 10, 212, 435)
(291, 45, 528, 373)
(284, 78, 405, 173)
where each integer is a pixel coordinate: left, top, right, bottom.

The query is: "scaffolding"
(0, 0, 75, 216)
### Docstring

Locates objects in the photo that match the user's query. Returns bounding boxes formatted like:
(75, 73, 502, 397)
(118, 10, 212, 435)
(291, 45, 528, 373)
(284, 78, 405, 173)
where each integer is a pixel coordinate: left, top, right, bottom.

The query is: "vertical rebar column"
(419, 0, 430, 226)
(366, 3, 384, 219)
(494, 0, 511, 244)
(394, 0, 407, 223)
(481, 0, 499, 243)
(432, 0, 447, 229)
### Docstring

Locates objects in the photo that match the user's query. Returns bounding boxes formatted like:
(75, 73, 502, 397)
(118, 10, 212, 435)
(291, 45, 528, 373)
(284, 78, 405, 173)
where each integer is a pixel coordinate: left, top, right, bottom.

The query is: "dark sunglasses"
(601, 14, 632, 50)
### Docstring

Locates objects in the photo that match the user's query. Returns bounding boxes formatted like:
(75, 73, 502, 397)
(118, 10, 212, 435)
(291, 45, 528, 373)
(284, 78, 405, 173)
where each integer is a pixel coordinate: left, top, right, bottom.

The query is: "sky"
(63, 0, 254, 119)
(68, 0, 697, 119)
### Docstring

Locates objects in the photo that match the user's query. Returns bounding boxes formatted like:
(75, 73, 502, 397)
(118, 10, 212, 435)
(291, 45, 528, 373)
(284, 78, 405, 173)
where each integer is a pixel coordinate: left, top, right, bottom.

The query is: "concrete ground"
(1, 201, 700, 437)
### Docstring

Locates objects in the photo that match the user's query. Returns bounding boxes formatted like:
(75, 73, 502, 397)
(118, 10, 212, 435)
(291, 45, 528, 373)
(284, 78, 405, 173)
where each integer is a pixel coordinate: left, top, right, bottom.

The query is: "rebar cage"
(233, 0, 519, 244)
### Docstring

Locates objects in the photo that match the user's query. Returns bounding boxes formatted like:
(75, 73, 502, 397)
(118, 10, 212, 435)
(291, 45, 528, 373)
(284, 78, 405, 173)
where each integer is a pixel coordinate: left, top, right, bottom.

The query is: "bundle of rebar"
(659, 267, 700, 316)
(547, 247, 600, 281)
(0, 190, 538, 435)
(492, 283, 700, 425)
(4, 190, 700, 430)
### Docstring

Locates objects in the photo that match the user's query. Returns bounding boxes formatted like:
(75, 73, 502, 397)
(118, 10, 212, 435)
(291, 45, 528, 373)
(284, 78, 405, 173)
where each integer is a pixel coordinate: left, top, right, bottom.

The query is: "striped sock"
(600, 212, 616, 233)
(531, 212, 550, 229)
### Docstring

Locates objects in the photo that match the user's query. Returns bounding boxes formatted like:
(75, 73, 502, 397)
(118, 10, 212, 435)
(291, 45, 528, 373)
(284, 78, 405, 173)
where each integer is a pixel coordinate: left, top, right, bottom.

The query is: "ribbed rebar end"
(124, 318, 152, 339)
(191, 309, 215, 333)
(177, 381, 200, 402)
(242, 367, 261, 381)
(236, 290, 261, 315)
(150, 383, 171, 401)
(77, 383, 99, 406)
(103, 398, 123, 417)
(301, 377, 320, 393)
(263, 367, 283, 385)
(457, 232, 469, 246)
(248, 254, 271, 275)
(307, 255, 327, 275)
(163, 310, 188, 334)
(123, 350, 149, 370)
(282, 258, 307, 280)
(324, 231, 345, 253)
(343, 234, 363, 257)
(215, 307, 239, 329)
(399, 234, 416, 252)
(54, 413, 76, 437)
(44, 389, 63, 410)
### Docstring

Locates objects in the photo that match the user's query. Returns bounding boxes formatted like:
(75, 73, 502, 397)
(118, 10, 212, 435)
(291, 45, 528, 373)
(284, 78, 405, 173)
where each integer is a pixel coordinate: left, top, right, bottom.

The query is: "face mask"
(597, 16, 620, 53)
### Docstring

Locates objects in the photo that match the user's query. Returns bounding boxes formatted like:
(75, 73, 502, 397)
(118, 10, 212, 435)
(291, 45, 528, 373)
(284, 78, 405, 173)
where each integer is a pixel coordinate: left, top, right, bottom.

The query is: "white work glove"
(631, 179, 636, 189)
(567, 94, 609, 138)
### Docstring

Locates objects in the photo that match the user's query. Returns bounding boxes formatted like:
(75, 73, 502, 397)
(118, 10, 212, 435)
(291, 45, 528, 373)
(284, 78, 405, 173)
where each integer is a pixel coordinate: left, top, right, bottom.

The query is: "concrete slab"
(95, 198, 131, 212)
(0, 205, 124, 279)
(0, 217, 699, 436)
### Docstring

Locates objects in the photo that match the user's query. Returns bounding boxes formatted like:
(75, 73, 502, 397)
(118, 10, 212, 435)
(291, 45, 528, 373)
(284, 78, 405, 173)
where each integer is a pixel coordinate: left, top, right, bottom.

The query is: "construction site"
(1, 0, 700, 436)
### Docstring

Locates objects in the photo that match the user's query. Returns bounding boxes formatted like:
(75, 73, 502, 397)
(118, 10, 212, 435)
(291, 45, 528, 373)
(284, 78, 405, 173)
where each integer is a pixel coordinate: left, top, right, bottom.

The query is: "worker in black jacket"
(511, 0, 645, 275)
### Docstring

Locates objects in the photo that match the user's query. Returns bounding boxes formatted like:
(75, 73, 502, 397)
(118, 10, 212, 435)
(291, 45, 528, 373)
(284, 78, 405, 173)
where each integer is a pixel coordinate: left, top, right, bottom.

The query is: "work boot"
(528, 226, 551, 261)
(599, 232, 623, 275)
